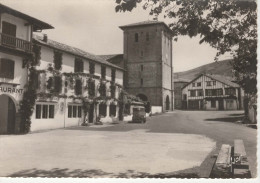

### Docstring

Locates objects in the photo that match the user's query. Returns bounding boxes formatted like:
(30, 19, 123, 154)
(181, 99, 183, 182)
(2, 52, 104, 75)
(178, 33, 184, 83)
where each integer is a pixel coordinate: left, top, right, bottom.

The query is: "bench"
(233, 139, 251, 178)
(211, 144, 232, 178)
(211, 140, 251, 178)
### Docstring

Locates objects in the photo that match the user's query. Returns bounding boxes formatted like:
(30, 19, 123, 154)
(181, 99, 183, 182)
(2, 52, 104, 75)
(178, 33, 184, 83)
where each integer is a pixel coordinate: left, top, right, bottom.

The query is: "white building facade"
(182, 74, 244, 110)
(0, 4, 53, 134)
(0, 4, 124, 134)
(30, 36, 124, 132)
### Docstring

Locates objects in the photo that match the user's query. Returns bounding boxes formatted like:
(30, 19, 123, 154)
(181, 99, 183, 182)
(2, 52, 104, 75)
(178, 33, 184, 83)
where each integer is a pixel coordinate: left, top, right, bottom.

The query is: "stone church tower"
(120, 21, 174, 112)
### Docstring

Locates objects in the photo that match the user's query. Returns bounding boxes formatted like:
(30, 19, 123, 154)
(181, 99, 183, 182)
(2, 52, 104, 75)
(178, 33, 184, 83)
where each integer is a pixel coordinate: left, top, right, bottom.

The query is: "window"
(216, 89, 223, 96)
(213, 81, 216, 85)
(225, 88, 236, 95)
(74, 58, 83, 72)
(141, 50, 143, 57)
(190, 90, 196, 97)
(135, 33, 138, 42)
(49, 105, 54, 118)
(36, 105, 42, 119)
(192, 83, 195, 87)
(89, 61, 95, 74)
(0, 59, 14, 79)
(78, 106, 82, 118)
(206, 81, 211, 86)
(205, 89, 213, 96)
(211, 100, 216, 108)
(197, 89, 203, 96)
(2, 21, 16, 37)
(73, 106, 77, 118)
(36, 104, 55, 119)
(146, 32, 149, 41)
(54, 76, 62, 93)
(111, 69, 116, 82)
(101, 65, 106, 79)
(75, 79, 82, 95)
(109, 104, 116, 117)
(197, 82, 201, 87)
(99, 103, 107, 117)
(53, 51, 62, 70)
(141, 65, 143, 71)
(42, 105, 48, 119)
(68, 105, 82, 118)
(141, 78, 143, 86)
(68, 106, 72, 118)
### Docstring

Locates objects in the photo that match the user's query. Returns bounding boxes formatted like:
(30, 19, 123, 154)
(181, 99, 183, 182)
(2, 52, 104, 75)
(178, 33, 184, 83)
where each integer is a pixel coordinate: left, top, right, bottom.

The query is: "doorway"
(166, 95, 170, 111)
(218, 99, 224, 110)
(88, 103, 94, 123)
(0, 95, 16, 134)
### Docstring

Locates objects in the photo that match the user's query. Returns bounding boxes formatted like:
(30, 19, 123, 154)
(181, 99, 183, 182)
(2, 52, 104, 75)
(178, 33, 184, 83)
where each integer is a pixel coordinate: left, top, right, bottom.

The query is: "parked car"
(132, 107, 146, 123)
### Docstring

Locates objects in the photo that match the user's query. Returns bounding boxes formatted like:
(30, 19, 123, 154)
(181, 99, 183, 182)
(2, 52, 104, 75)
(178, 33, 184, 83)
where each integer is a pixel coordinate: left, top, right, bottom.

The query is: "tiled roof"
(205, 74, 240, 88)
(119, 20, 173, 34)
(33, 35, 124, 70)
(98, 54, 123, 61)
(120, 20, 165, 27)
(174, 78, 190, 83)
(0, 3, 53, 31)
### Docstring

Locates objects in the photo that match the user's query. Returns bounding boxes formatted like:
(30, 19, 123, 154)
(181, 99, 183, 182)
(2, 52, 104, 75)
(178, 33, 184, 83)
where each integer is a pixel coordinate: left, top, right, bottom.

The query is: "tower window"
(141, 50, 143, 57)
(141, 78, 143, 86)
(146, 32, 149, 41)
(135, 33, 138, 42)
(141, 65, 143, 71)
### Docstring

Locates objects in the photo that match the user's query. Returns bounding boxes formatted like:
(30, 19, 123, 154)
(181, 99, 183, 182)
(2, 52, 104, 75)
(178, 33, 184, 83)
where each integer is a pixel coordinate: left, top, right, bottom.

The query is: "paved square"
(0, 128, 215, 177)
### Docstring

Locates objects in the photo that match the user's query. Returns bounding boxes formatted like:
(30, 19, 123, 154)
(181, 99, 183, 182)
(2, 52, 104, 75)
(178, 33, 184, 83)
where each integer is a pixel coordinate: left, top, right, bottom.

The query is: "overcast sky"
(2, 0, 231, 72)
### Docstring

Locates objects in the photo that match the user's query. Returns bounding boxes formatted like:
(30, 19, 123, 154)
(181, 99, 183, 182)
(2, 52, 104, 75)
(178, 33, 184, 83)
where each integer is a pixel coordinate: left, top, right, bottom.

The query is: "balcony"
(0, 33, 32, 53)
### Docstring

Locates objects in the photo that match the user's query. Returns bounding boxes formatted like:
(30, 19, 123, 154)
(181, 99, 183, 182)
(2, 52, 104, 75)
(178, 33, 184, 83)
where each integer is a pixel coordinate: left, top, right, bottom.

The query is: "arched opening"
(136, 93, 148, 102)
(166, 95, 170, 111)
(0, 94, 16, 134)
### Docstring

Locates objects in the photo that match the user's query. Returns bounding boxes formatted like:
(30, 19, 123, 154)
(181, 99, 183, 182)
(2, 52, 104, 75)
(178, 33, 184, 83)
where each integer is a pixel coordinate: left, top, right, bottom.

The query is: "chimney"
(43, 34, 48, 42)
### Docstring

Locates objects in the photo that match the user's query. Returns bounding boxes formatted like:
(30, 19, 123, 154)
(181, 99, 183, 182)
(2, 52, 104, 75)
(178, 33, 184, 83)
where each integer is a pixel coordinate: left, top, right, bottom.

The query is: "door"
(7, 98, 16, 133)
(88, 103, 94, 123)
(218, 99, 224, 110)
(0, 95, 16, 134)
(2, 21, 17, 47)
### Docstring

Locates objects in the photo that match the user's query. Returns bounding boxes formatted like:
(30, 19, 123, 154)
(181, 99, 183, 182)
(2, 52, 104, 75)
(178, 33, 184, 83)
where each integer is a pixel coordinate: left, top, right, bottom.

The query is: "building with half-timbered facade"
(182, 74, 244, 110)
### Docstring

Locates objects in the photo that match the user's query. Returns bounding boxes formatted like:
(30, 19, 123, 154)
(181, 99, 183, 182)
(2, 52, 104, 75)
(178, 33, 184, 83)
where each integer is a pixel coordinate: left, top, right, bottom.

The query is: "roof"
(98, 54, 123, 61)
(174, 78, 190, 83)
(119, 20, 173, 35)
(182, 73, 240, 89)
(206, 74, 240, 88)
(0, 4, 54, 31)
(33, 35, 124, 71)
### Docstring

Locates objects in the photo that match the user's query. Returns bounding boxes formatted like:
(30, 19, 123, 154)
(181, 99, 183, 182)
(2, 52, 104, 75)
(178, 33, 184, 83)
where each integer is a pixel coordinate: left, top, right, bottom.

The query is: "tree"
(115, 0, 257, 95)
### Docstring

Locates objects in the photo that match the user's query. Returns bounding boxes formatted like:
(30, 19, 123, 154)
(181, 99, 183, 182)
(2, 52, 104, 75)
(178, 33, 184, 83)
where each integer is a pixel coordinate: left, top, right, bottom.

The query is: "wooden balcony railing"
(0, 33, 32, 52)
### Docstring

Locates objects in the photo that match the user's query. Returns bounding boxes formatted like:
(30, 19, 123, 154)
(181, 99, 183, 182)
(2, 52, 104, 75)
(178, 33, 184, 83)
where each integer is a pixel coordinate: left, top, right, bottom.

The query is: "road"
(0, 110, 257, 178)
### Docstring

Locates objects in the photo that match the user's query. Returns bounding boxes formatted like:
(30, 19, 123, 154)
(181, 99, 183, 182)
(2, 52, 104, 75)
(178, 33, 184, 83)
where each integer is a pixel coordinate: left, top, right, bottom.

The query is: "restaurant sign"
(0, 86, 24, 94)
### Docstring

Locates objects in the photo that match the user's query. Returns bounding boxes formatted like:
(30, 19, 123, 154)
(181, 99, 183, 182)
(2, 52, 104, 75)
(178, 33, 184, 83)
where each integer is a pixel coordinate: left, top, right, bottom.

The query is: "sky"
(1, 0, 231, 72)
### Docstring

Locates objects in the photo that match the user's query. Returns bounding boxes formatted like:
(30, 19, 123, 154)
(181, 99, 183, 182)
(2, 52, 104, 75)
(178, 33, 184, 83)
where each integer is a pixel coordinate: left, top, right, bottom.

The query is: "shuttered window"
(2, 21, 16, 37)
(0, 59, 15, 79)
(74, 58, 83, 72)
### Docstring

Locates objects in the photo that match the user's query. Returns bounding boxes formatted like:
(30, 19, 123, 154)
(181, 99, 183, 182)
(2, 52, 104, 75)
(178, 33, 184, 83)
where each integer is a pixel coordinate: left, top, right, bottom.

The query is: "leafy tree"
(115, 0, 257, 95)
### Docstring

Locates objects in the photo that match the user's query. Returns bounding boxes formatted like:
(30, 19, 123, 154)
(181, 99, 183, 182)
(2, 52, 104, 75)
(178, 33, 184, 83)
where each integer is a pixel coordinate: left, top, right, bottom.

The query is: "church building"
(119, 21, 174, 113)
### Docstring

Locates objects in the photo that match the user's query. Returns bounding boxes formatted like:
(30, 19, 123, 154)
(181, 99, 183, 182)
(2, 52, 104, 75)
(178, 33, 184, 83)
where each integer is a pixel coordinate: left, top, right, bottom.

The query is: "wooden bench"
(211, 144, 232, 178)
(233, 139, 251, 178)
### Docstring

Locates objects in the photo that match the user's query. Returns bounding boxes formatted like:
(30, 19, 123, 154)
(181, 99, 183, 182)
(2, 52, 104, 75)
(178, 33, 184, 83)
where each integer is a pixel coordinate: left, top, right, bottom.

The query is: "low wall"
(248, 105, 257, 124)
(151, 106, 162, 114)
